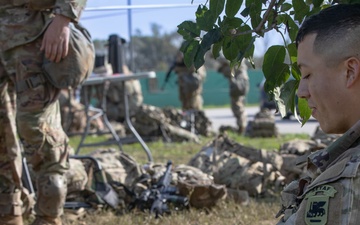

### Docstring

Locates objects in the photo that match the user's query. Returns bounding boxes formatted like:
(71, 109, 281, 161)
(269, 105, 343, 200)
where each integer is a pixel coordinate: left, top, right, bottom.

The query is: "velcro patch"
(304, 185, 337, 225)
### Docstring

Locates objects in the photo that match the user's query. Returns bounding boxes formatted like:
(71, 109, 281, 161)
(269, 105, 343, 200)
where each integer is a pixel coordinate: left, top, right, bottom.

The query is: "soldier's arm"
(53, 0, 88, 23)
(40, 0, 87, 62)
(41, 15, 70, 63)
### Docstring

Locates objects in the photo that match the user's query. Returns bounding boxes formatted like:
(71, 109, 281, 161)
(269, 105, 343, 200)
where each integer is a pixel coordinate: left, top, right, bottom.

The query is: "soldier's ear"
(345, 57, 360, 88)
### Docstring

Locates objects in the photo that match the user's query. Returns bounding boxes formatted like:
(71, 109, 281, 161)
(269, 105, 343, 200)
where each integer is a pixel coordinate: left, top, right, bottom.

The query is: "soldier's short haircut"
(296, 4, 360, 63)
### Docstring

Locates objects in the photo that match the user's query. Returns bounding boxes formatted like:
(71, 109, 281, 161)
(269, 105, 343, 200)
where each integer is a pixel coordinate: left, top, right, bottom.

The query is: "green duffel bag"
(42, 22, 95, 89)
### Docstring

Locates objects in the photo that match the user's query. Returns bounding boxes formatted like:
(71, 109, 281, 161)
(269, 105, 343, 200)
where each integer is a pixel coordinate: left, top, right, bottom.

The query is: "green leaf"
(248, 0, 263, 32)
(308, 5, 321, 16)
(196, 5, 216, 31)
(234, 25, 254, 59)
(276, 14, 286, 24)
(292, 0, 310, 24)
(194, 46, 207, 69)
(221, 24, 253, 61)
(226, 0, 243, 18)
(289, 17, 299, 42)
(240, 7, 250, 17)
(266, 9, 275, 27)
(212, 41, 223, 59)
(243, 38, 255, 58)
(210, 0, 225, 18)
(280, 79, 298, 117)
(272, 86, 284, 113)
(282, 14, 299, 42)
(280, 3, 292, 12)
(182, 40, 200, 68)
(177, 20, 201, 40)
(221, 17, 244, 31)
(222, 36, 238, 60)
(181, 38, 206, 70)
(201, 28, 223, 49)
(262, 45, 286, 81)
(264, 62, 290, 93)
(312, 0, 323, 7)
(287, 43, 298, 63)
(263, 46, 291, 113)
(298, 98, 311, 125)
(291, 62, 301, 81)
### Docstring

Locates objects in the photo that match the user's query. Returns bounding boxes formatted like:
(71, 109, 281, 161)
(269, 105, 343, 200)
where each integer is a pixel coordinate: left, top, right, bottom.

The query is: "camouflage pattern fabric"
(245, 108, 279, 137)
(65, 153, 227, 211)
(106, 76, 143, 122)
(278, 136, 334, 184)
(61, 128, 346, 219)
(0, 76, 23, 216)
(84, 64, 203, 143)
(143, 162, 227, 209)
(276, 120, 360, 224)
(218, 59, 249, 133)
(42, 23, 95, 89)
(27, 157, 89, 201)
(59, 89, 106, 134)
(131, 104, 200, 143)
(162, 107, 215, 137)
(84, 148, 145, 207)
(0, 0, 87, 221)
(66, 158, 88, 195)
(174, 52, 206, 111)
(87, 148, 143, 188)
(59, 90, 87, 133)
(189, 134, 284, 199)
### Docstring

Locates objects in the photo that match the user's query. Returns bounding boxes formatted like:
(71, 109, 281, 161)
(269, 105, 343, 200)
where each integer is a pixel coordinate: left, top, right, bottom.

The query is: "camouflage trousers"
(178, 84, 203, 111)
(0, 38, 70, 217)
(179, 91, 203, 111)
(231, 95, 247, 133)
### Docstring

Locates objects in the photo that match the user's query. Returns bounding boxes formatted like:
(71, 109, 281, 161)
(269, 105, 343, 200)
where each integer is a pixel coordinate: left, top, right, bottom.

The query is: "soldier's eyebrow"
(297, 62, 308, 71)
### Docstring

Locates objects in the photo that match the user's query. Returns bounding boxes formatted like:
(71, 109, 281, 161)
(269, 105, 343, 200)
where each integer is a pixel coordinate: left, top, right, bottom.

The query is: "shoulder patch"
(304, 185, 337, 225)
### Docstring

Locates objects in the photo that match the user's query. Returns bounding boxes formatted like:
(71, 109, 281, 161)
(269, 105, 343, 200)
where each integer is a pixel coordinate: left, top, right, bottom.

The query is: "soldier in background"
(106, 65, 144, 122)
(218, 59, 250, 134)
(173, 51, 207, 111)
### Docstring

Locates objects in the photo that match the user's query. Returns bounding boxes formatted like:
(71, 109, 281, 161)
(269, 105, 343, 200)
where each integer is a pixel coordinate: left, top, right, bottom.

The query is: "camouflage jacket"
(277, 120, 360, 225)
(0, 0, 87, 52)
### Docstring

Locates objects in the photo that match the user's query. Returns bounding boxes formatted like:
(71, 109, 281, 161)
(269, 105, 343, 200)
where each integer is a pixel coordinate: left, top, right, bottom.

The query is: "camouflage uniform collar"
(308, 120, 360, 173)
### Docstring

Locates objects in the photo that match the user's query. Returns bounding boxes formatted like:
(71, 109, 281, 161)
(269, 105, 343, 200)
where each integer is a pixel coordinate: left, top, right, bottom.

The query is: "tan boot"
(0, 215, 24, 225)
(31, 216, 62, 225)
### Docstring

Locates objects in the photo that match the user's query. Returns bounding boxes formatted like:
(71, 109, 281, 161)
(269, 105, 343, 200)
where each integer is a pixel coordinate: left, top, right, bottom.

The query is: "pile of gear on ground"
(51, 89, 342, 223)
(22, 108, 340, 224)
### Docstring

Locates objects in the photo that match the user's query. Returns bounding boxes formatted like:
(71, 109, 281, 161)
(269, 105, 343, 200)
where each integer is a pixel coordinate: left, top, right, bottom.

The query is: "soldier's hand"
(41, 14, 71, 63)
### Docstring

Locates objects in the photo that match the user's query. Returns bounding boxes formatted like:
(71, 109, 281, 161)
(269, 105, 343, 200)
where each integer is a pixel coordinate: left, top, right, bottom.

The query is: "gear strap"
(16, 75, 46, 92)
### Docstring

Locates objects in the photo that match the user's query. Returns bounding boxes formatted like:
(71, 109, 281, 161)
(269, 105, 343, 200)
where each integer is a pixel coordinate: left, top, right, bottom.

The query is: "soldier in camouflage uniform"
(0, 1, 88, 224)
(173, 51, 206, 111)
(218, 59, 249, 133)
(106, 65, 144, 122)
(276, 4, 360, 224)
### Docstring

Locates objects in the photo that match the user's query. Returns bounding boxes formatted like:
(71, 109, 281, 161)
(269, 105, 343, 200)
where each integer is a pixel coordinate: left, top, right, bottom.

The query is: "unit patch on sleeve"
(304, 185, 337, 225)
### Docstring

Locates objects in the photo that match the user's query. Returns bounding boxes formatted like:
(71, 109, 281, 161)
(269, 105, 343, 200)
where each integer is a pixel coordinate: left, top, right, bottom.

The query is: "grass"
(27, 132, 310, 225)
(70, 132, 311, 165)
(67, 198, 280, 225)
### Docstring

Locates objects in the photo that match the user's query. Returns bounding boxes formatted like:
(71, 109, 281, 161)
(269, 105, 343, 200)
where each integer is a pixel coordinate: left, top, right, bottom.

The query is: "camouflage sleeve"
(281, 157, 360, 225)
(54, 0, 87, 22)
(275, 180, 300, 224)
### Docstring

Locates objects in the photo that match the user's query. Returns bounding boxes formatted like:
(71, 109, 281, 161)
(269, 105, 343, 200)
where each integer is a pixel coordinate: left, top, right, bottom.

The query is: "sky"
(80, 0, 284, 57)
(80, 0, 202, 41)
